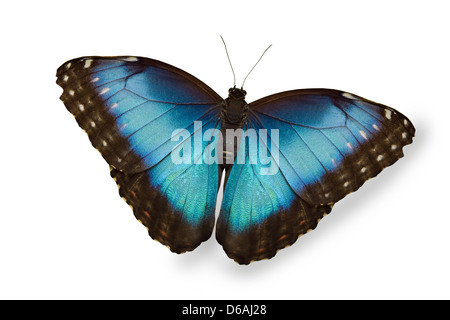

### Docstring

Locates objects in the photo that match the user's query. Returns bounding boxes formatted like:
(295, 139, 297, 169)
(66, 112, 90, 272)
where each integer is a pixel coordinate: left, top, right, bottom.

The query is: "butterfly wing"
(250, 89, 415, 205)
(109, 121, 222, 253)
(217, 89, 414, 264)
(216, 120, 332, 264)
(56, 56, 222, 253)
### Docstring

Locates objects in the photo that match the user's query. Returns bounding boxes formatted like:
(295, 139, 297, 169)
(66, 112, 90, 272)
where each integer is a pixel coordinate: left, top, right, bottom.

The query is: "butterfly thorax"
(222, 87, 248, 125)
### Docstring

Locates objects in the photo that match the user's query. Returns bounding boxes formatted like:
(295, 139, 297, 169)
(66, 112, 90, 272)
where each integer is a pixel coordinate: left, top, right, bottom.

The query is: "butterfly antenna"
(241, 43, 272, 89)
(220, 35, 236, 88)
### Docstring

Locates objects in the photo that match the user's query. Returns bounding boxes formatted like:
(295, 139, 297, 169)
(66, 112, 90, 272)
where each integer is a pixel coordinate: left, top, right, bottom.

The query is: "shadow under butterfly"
(56, 41, 415, 265)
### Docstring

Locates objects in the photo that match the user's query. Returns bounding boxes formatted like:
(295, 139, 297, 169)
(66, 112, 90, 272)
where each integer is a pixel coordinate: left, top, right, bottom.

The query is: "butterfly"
(56, 52, 414, 264)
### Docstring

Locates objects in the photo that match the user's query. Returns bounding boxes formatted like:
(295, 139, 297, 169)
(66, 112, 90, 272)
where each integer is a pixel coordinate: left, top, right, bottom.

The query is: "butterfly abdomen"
(219, 121, 243, 168)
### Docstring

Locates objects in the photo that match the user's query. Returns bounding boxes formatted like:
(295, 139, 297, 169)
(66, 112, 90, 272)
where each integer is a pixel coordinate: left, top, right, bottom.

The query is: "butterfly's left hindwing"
(56, 56, 222, 252)
(216, 121, 332, 264)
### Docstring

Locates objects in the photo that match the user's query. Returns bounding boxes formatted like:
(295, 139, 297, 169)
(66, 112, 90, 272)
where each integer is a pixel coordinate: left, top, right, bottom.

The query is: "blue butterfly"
(56, 54, 414, 264)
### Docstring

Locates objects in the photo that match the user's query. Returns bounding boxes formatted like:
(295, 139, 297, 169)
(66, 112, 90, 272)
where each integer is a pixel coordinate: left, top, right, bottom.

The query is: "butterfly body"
(218, 87, 250, 169)
(56, 55, 414, 264)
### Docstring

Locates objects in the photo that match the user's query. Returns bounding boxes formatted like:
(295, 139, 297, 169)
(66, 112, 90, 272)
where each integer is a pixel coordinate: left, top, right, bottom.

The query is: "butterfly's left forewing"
(249, 89, 415, 205)
(57, 56, 223, 253)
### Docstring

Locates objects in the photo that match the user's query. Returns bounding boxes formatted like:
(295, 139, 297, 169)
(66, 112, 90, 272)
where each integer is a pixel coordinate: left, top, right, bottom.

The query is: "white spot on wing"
(361, 167, 367, 173)
(391, 144, 397, 150)
(377, 155, 384, 161)
(99, 87, 110, 95)
(78, 104, 85, 111)
(402, 132, 408, 139)
(84, 59, 93, 68)
(331, 158, 337, 167)
(372, 124, 380, 131)
(91, 77, 100, 83)
(342, 92, 356, 99)
(63, 75, 69, 82)
(385, 109, 392, 120)
(347, 142, 353, 150)
(359, 130, 368, 140)
(68, 90, 75, 96)
(123, 56, 138, 62)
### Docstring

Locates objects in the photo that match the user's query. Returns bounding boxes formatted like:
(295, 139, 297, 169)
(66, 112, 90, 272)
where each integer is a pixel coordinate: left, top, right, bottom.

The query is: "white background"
(1, 0, 448, 299)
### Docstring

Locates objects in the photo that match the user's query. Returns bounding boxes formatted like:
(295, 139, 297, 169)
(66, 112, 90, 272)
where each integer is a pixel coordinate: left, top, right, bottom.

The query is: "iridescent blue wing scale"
(217, 89, 414, 264)
(56, 56, 222, 253)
